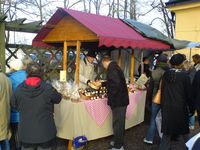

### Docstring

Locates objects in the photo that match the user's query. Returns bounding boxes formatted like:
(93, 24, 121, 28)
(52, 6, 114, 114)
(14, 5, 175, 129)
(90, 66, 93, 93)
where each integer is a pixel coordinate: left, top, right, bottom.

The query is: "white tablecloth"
(54, 90, 146, 140)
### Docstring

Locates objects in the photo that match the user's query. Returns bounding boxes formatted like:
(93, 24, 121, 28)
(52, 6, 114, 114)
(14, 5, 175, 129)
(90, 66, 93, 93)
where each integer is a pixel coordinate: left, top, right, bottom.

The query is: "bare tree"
(130, 0, 137, 19)
(124, 0, 128, 19)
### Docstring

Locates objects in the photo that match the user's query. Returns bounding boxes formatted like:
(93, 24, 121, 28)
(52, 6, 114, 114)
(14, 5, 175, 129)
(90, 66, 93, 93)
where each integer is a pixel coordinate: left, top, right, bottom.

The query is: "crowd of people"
(143, 53, 200, 150)
(0, 58, 62, 150)
(0, 52, 200, 150)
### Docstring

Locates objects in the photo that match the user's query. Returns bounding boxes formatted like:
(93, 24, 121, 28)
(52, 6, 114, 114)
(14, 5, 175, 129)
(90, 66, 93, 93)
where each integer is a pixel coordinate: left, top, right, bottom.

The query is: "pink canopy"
(32, 8, 170, 50)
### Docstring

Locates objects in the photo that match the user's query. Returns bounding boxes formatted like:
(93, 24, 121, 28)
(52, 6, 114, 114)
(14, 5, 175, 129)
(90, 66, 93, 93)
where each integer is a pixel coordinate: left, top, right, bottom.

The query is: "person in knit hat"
(8, 58, 27, 150)
(9, 59, 23, 72)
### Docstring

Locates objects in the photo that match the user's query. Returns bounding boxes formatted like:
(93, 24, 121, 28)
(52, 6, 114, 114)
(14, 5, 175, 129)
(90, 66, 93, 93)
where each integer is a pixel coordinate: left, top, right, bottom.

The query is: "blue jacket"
(8, 70, 27, 123)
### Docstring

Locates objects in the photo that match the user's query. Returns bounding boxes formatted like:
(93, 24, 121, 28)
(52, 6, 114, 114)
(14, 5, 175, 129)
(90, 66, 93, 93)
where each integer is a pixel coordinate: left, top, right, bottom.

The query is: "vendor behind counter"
(79, 50, 97, 88)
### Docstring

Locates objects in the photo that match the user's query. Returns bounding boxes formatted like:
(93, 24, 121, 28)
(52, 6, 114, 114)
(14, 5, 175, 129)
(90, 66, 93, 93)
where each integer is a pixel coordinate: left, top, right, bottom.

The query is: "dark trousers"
(112, 106, 127, 149)
(21, 138, 55, 150)
(0, 140, 10, 150)
(159, 134, 188, 150)
(145, 103, 161, 142)
(10, 123, 20, 150)
(21, 147, 52, 150)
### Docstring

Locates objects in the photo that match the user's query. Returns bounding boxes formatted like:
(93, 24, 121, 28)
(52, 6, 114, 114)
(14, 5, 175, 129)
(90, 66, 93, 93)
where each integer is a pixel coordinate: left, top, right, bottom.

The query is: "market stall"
(32, 8, 171, 143)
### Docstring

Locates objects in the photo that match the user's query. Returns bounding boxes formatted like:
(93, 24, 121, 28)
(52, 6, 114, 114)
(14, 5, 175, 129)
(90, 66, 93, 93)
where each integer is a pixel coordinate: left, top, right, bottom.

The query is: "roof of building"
(165, 0, 200, 6)
(32, 8, 170, 50)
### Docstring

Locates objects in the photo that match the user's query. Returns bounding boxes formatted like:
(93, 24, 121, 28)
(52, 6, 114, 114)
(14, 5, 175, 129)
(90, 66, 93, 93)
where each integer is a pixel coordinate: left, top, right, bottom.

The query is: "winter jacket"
(105, 62, 129, 109)
(8, 70, 27, 123)
(11, 77, 62, 144)
(161, 69, 194, 135)
(193, 70, 200, 110)
(151, 62, 169, 97)
(0, 72, 12, 141)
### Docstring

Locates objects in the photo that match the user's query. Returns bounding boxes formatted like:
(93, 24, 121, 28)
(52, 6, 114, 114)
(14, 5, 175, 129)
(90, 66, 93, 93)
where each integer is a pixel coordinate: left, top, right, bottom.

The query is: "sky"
(7, 0, 169, 45)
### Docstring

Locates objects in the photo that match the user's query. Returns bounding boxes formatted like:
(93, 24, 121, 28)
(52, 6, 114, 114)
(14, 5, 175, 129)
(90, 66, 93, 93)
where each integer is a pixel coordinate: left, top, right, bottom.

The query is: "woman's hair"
(26, 63, 43, 78)
(192, 54, 200, 63)
(183, 60, 193, 71)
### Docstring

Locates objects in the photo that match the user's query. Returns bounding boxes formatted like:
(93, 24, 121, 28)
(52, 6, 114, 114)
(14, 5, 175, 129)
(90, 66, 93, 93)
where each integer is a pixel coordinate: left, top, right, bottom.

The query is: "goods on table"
(88, 81, 101, 90)
(51, 80, 80, 101)
(79, 86, 107, 100)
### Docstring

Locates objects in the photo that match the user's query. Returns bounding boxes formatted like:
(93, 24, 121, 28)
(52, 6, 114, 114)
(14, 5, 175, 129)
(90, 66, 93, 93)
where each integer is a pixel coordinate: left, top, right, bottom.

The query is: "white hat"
(9, 59, 23, 71)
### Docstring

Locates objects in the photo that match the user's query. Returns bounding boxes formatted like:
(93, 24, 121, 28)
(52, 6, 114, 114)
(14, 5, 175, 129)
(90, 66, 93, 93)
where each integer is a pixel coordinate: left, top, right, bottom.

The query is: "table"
(54, 90, 146, 141)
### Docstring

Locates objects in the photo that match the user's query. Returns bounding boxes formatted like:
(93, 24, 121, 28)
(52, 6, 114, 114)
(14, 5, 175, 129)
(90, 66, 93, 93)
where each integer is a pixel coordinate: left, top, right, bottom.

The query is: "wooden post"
(130, 50, 135, 84)
(68, 140, 73, 150)
(63, 41, 68, 71)
(75, 41, 81, 85)
(118, 50, 122, 67)
(189, 48, 192, 62)
(141, 50, 144, 74)
(0, 22, 5, 72)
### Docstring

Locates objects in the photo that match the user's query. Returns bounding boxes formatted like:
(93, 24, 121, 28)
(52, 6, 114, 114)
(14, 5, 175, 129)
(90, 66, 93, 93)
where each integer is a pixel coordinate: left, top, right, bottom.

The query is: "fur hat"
(169, 54, 186, 66)
(9, 59, 23, 71)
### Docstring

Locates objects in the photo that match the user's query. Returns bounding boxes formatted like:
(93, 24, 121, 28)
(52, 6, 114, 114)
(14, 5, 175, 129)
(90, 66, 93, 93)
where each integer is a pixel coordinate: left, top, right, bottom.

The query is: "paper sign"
(136, 74, 149, 86)
(60, 70, 67, 82)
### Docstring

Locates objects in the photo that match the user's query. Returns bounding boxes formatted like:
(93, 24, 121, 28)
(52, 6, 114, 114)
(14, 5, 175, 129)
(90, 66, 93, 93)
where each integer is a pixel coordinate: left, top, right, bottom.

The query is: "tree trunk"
(130, 0, 137, 20)
(124, 0, 128, 19)
(117, 0, 120, 18)
(39, 0, 43, 21)
(83, 0, 87, 12)
(159, 0, 174, 38)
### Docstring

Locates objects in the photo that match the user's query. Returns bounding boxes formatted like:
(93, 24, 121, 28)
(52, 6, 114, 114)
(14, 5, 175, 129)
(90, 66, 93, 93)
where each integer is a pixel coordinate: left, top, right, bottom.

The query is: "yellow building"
(166, 0, 200, 58)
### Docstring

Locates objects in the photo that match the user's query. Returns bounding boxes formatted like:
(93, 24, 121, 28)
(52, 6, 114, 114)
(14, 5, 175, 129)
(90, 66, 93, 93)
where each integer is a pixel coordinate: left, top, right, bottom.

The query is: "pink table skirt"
(84, 90, 143, 127)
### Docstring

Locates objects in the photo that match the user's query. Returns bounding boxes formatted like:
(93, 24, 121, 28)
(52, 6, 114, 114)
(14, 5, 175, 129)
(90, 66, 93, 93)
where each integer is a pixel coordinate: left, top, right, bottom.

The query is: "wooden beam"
(141, 50, 144, 74)
(0, 22, 5, 72)
(23, 21, 43, 27)
(63, 41, 68, 71)
(75, 41, 81, 85)
(66, 41, 77, 47)
(5, 21, 42, 33)
(130, 50, 135, 84)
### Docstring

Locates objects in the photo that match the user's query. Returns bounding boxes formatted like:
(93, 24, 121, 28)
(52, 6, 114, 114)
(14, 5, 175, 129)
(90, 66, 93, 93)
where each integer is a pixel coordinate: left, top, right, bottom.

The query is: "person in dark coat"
(11, 63, 62, 150)
(101, 56, 129, 150)
(193, 70, 200, 125)
(159, 54, 195, 150)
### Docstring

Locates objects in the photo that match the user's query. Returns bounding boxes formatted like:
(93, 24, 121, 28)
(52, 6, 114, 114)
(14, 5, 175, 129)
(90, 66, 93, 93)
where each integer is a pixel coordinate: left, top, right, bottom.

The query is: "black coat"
(161, 69, 194, 135)
(105, 62, 129, 109)
(193, 70, 200, 110)
(11, 81, 62, 144)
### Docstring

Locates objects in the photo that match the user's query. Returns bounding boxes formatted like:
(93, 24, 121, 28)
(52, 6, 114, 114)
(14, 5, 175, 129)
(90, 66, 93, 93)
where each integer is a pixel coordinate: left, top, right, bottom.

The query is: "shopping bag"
(155, 110, 163, 138)
(153, 80, 162, 105)
(153, 89, 161, 104)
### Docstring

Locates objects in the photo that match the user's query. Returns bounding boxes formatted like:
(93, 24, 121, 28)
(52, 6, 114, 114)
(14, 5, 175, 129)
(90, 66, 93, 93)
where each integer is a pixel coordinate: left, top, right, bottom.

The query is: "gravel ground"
(55, 111, 200, 150)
